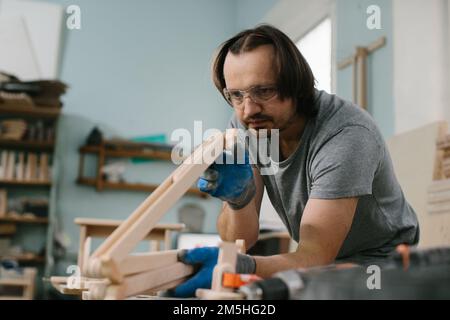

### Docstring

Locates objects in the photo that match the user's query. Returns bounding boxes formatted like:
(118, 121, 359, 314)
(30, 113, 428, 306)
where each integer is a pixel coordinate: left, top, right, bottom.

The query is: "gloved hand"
(198, 149, 256, 210)
(172, 246, 257, 298)
(173, 246, 219, 298)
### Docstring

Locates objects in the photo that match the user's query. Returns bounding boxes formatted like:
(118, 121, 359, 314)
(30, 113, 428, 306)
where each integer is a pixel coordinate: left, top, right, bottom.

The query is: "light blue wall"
(336, 0, 394, 138)
(236, 0, 278, 31)
(53, 0, 236, 135)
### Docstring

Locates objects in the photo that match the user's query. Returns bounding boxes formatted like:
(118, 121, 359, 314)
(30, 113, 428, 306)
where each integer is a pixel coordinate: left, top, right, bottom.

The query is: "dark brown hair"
(212, 24, 317, 117)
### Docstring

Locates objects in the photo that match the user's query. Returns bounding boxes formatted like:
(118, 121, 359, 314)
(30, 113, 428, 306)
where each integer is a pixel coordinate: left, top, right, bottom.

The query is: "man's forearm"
(253, 242, 335, 278)
(217, 200, 259, 249)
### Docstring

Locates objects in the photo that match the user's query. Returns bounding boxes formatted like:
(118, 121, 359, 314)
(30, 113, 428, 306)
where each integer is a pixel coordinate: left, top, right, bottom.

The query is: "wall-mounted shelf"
(79, 145, 172, 161)
(77, 177, 206, 198)
(0, 139, 55, 151)
(0, 104, 60, 119)
(77, 140, 207, 198)
(0, 180, 51, 187)
(0, 215, 48, 224)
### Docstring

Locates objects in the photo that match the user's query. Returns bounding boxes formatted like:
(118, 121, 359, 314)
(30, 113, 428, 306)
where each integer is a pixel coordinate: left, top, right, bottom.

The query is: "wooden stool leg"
(78, 226, 87, 273)
(164, 231, 172, 250)
(82, 237, 92, 274)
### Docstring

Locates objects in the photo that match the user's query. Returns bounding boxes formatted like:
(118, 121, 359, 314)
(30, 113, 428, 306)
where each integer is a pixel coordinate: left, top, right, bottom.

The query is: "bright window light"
(296, 18, 332, 93)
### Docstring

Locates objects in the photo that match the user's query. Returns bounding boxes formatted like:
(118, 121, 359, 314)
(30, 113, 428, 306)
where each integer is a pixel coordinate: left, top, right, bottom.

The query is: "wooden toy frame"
(51, 130, 233, 299)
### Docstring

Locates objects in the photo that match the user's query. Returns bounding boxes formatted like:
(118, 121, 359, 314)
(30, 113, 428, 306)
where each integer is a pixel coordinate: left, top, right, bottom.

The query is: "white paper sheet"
(0, 15, 40, 79)
(0, 0, 64, 79)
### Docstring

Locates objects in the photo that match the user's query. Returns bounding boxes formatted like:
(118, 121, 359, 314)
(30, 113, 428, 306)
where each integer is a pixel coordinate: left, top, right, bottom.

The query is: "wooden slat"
(104, 262, 193, 300)
(117, 250, 179, 277)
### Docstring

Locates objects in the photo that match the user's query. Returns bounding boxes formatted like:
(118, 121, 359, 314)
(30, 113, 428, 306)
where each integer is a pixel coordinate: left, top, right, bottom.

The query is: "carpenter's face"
(223, 45, 297, 132)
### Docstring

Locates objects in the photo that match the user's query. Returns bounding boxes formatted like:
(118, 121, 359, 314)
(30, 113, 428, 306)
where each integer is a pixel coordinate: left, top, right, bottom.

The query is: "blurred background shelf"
(0, 215, 48, 224)
(0, 267, 37, 300)
(0, 254, 45, 264)
(79, 145, 172, 161)
(0, 180, 51, 187)
(0, 104, 60, 119)
(0, 138, 55, 151)
(77, 139, 207, 198)
(77, 177, 207, 198)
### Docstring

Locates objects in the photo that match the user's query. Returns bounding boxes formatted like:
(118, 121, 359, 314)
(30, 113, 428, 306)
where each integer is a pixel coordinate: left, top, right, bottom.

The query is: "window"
(296, 18, 332, 93)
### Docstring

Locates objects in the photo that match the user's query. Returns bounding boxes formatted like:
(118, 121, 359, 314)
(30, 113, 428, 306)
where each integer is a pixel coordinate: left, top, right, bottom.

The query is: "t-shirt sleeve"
(309, 126, 383, 199)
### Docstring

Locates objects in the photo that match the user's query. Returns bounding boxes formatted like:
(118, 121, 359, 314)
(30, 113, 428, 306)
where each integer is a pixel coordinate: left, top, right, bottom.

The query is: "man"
(173, 25, 419, 297)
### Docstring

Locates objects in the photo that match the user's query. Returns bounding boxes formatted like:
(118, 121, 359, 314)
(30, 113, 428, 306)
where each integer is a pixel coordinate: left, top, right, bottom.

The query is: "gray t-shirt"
(229, 90, 419, 264)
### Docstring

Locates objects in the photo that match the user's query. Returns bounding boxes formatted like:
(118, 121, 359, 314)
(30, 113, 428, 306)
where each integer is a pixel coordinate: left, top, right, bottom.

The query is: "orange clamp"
(222, 273, 261, 289)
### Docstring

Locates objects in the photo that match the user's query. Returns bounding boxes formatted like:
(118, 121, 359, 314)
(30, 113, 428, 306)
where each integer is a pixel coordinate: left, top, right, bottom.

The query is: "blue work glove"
(198, 149, 256, 210)
(172, 246, 257, 298)
(173, 246, 219, 298)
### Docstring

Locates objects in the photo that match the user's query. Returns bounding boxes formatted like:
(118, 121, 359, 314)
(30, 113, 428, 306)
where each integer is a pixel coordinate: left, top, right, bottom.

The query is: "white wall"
(393, 0, 449, 134)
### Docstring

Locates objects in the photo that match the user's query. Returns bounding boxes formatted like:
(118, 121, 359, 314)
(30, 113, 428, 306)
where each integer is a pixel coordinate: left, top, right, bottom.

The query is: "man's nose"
(242, 95, 262, 117)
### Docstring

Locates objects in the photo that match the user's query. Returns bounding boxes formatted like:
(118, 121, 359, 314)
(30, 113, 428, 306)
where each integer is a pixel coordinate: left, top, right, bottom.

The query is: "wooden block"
(196, 240, 247, 300)
(211, 242, 238, 292)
